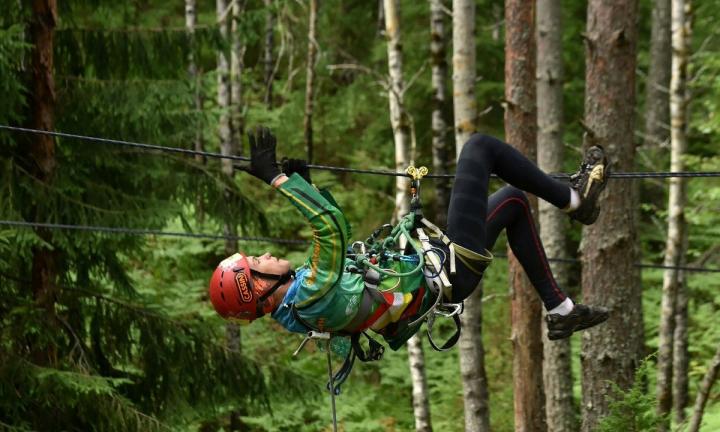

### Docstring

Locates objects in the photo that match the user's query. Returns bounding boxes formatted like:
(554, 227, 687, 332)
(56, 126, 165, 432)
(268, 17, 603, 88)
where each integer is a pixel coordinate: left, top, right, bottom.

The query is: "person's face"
(248, 252, 291, 276)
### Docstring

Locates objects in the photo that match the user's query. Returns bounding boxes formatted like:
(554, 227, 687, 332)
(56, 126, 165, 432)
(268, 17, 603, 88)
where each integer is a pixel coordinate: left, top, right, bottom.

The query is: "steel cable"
(2, 220, 718, 273)
(3, 125, 719, 179)
(0, 220, 307, 245)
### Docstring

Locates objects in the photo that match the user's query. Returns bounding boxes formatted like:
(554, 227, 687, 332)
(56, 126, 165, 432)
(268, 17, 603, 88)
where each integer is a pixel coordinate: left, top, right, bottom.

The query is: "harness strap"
(351, 332, 385, 362)
(327, 349, 356, 396)
(419, 217, 494, 277)
(452, 243, 493, 276)
(426, 313, 462, 351)
(341, 288, 392, 332)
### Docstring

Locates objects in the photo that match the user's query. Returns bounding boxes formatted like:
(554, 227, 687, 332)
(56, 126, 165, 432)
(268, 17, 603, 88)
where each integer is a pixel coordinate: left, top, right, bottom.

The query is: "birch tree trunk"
(382, 2, 430, 428)
(673, 4, 693, 424)
(580, 1, 643, 430)
(453, 1, 490, 431)
(29, 0, 58, 366)
(429, 0, 449, 227)
(644, 0, 672, 150)
(408, 335, 432, 432)
(452, 0, 477, 158)
(536, 1, 575, 430)
(657, 0, 691, 428)
(263, 0, 276, 109)
(505, 2, 546, 431)
(304, 0, 319, 163)
(687, 342, 720, 432)
(383, 0, 410, 221)
(230, 0, 246, 156)
(673, 276, 690, 424)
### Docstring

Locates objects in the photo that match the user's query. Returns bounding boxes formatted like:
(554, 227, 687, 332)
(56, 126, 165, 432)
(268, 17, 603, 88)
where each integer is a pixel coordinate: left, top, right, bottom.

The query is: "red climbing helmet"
(208, 253, 293, 322)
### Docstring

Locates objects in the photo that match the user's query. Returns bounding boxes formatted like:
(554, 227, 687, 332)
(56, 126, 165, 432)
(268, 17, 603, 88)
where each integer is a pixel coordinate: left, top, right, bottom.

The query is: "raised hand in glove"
(281, 158, 312, 184)
(248, 127, 282, 185)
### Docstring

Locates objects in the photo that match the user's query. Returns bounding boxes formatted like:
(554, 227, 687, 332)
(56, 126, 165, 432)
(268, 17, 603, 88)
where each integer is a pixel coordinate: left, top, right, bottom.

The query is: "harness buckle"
(434, 302, 464, 318)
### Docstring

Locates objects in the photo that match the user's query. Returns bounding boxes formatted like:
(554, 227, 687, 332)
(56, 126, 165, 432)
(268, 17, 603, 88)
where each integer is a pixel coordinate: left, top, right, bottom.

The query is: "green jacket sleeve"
(277, 174, 350, 308)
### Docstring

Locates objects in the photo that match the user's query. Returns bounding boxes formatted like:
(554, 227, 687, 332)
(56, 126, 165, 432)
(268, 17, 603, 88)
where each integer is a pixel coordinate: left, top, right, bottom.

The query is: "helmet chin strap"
(254, 269, 296, 317)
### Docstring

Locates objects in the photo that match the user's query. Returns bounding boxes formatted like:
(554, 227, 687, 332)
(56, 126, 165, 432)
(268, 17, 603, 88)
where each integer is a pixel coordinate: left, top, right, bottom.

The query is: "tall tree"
(303, 0, 319, 163)
(580, 0, 643, 430)
(382, 3, 432, 429)
(263, 0, 276, 108)
(671, 0, 693, 424)
(644, 0, 672, 151)
(505, 1, 546, 431)
(536, 0, 575, 430)
(230, 0, 247, 155)
(186, 0, 205, 223)
(28, 0, 58, 365)
(217, 0, 237, 256)
(408, 335, 432, 432)
(383, 0, 411, 221)
(429, 0, 449, 227)
(656, 0, 691, 426)
(453, 1, 490, 431)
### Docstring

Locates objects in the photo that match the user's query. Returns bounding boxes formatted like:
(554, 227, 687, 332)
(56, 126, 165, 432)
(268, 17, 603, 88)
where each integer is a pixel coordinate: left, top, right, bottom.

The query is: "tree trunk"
(452, 0, 476, 158)
(231, 0, 247, 156)
(657, 1, 691, 428)
(673, 277, 690, 424)
(217, 7, 241, 427)
(263, 0, 276, 109)
(453, 1, 489, 431)
(217, 0, 237, 257)
(382, 2, 430, 427)
(429, 0, 449, 227)
(671, 1, 693, 425)
(29, 0, 58, 366)
(458, 288, 490, 432)
(687, 342, 720, 432)
(383, 0, 410, 222)
(505, 2, 546, 431)
(580, 1, 643, 431)
(186, 0, 205, 223)
(644, 0, 672, 150)
(303, 0, 319, 163)
(536, 1, 575, 430)
(408, 335, 432, 432)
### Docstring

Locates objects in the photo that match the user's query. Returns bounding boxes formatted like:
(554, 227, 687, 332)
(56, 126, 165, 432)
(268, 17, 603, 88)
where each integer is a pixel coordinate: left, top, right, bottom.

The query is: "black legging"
(447, 134, 570, 309)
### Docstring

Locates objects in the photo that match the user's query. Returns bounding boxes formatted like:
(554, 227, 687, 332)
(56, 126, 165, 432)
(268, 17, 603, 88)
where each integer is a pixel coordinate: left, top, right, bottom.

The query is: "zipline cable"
(3, 125, 720, 179)
(3, 220, 719, 274)
(0, 220, 307, 245)
(491, 253, 720, 274)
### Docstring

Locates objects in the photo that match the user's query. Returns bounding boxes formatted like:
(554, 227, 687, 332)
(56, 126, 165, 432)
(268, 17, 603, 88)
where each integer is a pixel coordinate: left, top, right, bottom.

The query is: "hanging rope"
(2, 219, 718, 274)
(3, 125, 719, 179)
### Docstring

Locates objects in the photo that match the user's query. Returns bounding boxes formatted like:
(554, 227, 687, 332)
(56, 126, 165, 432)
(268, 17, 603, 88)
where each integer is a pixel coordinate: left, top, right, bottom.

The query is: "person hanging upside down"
(208, 127, 610, 347)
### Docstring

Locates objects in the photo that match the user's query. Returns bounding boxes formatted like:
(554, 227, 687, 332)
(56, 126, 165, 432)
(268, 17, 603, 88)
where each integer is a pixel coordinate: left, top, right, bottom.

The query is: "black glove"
(248, 127, 282, 184)
(281, 158, 312, 184)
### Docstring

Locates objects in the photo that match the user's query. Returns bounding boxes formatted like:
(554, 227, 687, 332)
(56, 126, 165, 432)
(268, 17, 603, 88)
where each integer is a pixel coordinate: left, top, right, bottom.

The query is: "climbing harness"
(292, 165, 493, 430)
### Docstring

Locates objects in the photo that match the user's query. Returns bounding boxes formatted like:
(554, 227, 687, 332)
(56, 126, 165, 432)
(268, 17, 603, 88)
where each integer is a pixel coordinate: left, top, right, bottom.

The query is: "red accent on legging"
(486, 197, 565, 302)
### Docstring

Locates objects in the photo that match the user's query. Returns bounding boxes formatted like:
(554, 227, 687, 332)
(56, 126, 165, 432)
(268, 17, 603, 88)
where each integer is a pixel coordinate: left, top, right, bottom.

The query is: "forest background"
(0, 0, 718, 431)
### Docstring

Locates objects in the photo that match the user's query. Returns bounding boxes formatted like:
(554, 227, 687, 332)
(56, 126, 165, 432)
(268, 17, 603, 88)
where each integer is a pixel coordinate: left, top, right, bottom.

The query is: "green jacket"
(277, 174, 431, 349)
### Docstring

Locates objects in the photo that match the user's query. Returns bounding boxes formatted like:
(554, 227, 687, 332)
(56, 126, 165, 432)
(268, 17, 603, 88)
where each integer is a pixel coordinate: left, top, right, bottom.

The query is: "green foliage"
(596, 358, 666, 432)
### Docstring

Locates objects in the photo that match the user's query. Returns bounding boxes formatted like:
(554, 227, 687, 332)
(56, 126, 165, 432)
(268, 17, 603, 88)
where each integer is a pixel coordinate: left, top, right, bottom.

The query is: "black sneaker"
(546, 304, 609, 340)
(567, 145, 610, 225)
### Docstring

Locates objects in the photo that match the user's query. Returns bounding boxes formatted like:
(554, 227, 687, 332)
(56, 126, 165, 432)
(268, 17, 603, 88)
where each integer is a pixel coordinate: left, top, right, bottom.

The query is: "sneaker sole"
(547, 310, 610, 341)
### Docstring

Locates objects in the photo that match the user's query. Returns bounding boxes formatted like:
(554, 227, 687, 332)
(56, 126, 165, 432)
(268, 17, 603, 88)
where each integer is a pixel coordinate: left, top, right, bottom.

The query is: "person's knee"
(465, 133, 502, 150)
(459, 133, 501, 159)
(502, 185, 529, 205)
